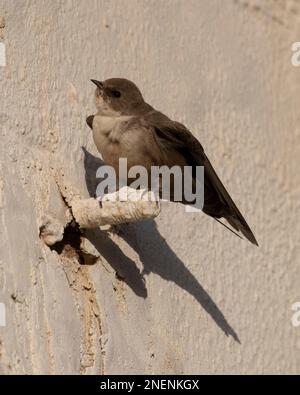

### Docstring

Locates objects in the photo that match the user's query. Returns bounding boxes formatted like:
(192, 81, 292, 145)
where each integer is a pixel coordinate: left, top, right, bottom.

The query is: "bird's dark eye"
(111, 90, 121, 98)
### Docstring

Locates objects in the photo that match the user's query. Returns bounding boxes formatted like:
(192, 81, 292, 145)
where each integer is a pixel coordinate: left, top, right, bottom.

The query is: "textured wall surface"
(0, 0, 300, 374)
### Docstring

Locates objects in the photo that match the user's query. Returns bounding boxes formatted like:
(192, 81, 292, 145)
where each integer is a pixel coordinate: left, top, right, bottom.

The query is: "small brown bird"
(87, 78, 258, 246)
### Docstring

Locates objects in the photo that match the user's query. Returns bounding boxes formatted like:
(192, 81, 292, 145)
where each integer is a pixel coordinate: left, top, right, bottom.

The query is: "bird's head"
(91, 78, 145, 116)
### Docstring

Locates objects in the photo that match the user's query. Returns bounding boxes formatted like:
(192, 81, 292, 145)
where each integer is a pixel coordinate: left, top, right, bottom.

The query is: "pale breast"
(92, 114, 131, 155)
(93, 114, 132, 135)
(92, 115, 162, 173)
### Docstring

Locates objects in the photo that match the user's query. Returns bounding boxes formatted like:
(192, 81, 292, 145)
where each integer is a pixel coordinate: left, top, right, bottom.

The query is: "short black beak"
(91, 79, 103, 89)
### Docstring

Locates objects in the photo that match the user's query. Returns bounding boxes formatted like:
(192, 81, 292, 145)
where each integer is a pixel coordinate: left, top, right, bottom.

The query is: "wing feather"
(145, 111, 258, 245)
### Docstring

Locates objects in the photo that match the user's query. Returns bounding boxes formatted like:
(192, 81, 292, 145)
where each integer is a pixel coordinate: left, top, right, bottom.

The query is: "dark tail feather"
(213, 218, 243, 240)
(226, 216, 259, 246)
(203, 155, 258, 246)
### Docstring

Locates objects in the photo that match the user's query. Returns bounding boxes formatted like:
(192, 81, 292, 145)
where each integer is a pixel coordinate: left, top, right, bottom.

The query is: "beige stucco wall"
(0, 0, 300, 374)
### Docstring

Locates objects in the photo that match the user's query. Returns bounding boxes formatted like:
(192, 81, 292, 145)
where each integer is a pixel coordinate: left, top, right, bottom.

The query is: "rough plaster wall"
(0, 0, 300, 374)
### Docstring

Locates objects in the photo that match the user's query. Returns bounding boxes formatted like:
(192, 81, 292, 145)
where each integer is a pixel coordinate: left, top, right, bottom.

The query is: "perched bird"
(87, 78, 258, 246)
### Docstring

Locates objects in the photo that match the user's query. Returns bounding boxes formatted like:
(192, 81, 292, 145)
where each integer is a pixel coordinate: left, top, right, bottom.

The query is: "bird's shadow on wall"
(82, 147, 240, 343)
